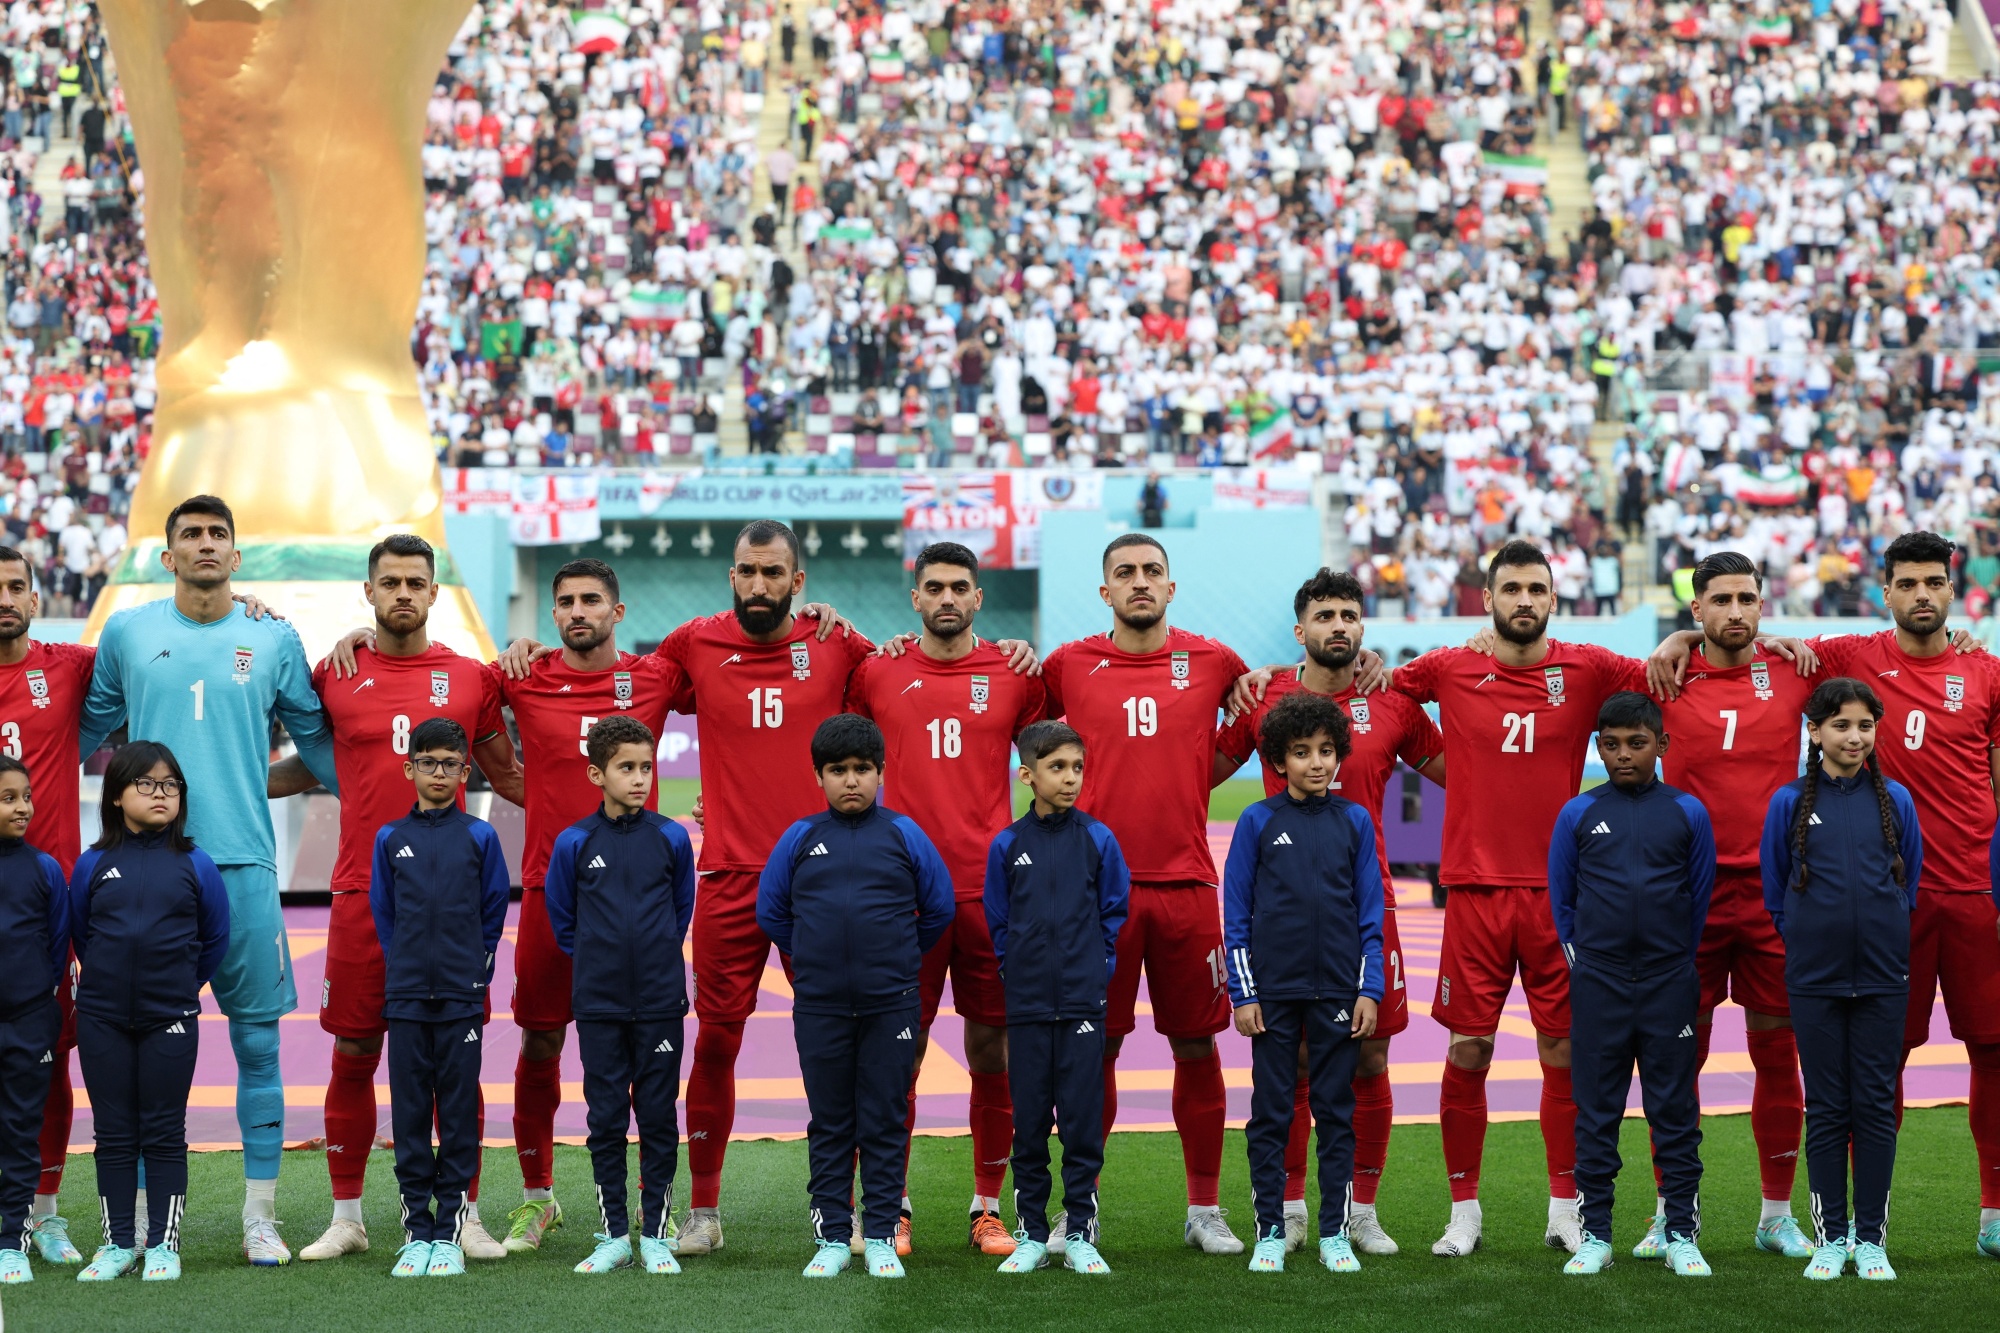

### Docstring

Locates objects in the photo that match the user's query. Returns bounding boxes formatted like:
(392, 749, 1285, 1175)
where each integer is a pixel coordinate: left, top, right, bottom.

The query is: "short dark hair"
(1882, 530, 1955, 581)
(1596, 690, 1663, 736)
(736, 519, 801, 567)
(409, 717, 468, 757)
(552, 557, 619, 602)
(1017, 719, 1084, 765)
(1258, 691, 1353, 772)
(913, 541, 980, 584)
(0, 754, 29, 793)
(1486, 539, 1552, 589)
(811, 714, 884, 770)
(1102, 532, 1167, 574)
(1293, 567, 1366, 620)
(0, 546, 35, 591)
(1691, 550, 1761, 596)
(587, 715, 656, 769)
(165, 494, 234, 541)
(94, 741, 194, 853)
(368, 533, 437, 579)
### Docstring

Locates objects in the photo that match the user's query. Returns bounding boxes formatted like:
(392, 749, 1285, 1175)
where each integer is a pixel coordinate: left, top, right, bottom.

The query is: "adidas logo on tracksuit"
(896, 1027, 915, 1040)
(655, 1037, 675, 1053)
(1590, 821, 1612, 835)
(164, 1022, 186, 1035)
(1013, 852, 1032, 866)
(1679, 1025, 1695, 1038)
(587, 855, 606, 869)
(1271, 832, 1292, 845)
(809, 843, 829, 857)
(395, 845, 415, 859)
(463, 1029, 479, 1044)
(1075, 1021, 1095, 1034)
(101, 867, 120, 880)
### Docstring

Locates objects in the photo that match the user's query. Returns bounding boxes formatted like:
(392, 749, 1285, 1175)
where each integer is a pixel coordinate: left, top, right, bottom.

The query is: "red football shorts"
(1906, 891, 2000, 1048)
(1696, 871, 1789, 1018)
(320, 890, 388, 1039)
(512, 888, 574, 1031)
(1106, 883, 1230, 1041)
(1374, 908, 1409, 1039)
(919, 899, 1007, 1030)
(692, 870, 775, 1025)
(1431, 885, 1570, 1038)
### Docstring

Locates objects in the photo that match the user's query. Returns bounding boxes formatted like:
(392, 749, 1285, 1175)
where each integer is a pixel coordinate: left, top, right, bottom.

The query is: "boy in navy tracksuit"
(1761, 677, 1921, 1282)
(1224, 692, 1384, 1277)
(1547, 692, 1715, 1278)
(982, 721, 1129, 1277)
(544, 717, 695, 1277)
(757, 715, 952, 1281)
(0, 757, 69, 1284)
(369, 718, 510, 1280)
(69, 741, 229, 1283)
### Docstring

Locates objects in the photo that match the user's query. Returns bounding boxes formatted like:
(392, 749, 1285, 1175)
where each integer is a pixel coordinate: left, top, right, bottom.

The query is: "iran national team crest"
(1170, 650, 1191, 691)
(970, 674, 990, 714)
(613, 671, 634, 709)
(1750, 661, 1773, 701)
(1348, 696, 1372, 734)
(233, 645, 254, 683)
(430, 670, 451, 707)
(790, 642, 812, 680)
(1543, 665, 1566, 706)
(1945, 674, 1965, 713)
(25, 668, 47, 709)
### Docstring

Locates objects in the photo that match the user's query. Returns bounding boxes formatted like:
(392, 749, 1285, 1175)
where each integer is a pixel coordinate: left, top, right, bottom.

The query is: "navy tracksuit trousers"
(1569, 963, 1703, 1241)
(576, 1018, 685, 1239)
(388, 1017, 483, 1245)
(794, 1006, 920, 1242)
(1246, 999, 1361, 1238)
(1792, 991, 1902, 1247)
(75, 1011, 198, 1251)
(0, 999, 59, 1251)
(1007, 1018, 1106, 1244)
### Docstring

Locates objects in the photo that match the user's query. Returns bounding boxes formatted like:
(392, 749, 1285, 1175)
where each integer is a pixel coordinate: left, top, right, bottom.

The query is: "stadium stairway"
(1522, 0, 1590, 258)
(26, 126, 79, 240)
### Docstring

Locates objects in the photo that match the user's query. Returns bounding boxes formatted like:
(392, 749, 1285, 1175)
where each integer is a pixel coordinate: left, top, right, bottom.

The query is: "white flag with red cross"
(510, 472, 602, 546)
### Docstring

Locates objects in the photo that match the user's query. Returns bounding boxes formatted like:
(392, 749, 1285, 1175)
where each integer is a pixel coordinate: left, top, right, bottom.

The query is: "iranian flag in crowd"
(869, 49, 907, 82)
(1735, 464, 1809, 507)
(1249, 409, 1295, 459)
(1660, 439, 1704, 493)
(573, 1, 631, 54)
(1747, 15, 1793, 45)
(511, 472, 603, 545)
(624, 284, 684, 328)
(1483, 151, 1548, 197)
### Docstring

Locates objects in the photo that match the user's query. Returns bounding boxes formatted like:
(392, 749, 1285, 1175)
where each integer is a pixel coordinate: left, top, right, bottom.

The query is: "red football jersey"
(1042, 627, 1249, 886)
(313, 644, 507, 892)
(1660, 652, 1811, 873)
(653, 613, 876, 874)
(1215, 669, 1443, 904)
(493, 652, 680, 887)
(1393, 642, 1644, 887)
(1812, 632, 2000, 893)
(0, 641, 95, 873)
(846, 639, 1046, 899)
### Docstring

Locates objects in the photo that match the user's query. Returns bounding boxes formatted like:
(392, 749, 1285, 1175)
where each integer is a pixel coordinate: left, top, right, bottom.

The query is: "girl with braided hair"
(1760, 678, 1923, 1284)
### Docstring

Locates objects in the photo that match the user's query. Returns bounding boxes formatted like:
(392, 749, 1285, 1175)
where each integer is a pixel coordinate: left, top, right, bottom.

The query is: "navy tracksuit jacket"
(758, 803, 952, 1242)
(1548, 776, 1714, 1243)
(545, 807, 695, 1240)
(69, 832, 231, 1252)
(1761, 770, 1922, 1248)
(369, 805, 510, 1246)
(983, 805, 1129, 1244)
(1222, 791, 1384, 1239)
(0, 838, 68, 1253)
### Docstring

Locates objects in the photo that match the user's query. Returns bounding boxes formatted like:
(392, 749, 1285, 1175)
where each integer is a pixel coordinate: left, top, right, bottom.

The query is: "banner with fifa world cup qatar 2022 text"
(899, 471, 1103, 569)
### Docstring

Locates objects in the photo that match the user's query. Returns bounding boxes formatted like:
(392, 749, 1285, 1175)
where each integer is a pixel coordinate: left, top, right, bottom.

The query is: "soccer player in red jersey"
(846, 541, 1046, 1256)
(1212, 567, 1444, 1257)
(269, 535, 526, 1264)
(0, 546, 96, 1265)
(1388, 540, 1645, 1258)
(1039, 533, 1257, 1255)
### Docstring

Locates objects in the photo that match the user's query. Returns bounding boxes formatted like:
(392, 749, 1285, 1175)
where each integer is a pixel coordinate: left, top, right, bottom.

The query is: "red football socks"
(685, 1021, 745, 1209)
(325, 1048, 380, 1200)
(1438, 1062, 1489, 1202)
(968, 1071, 1013, 1199)
(1745, 1026, 1804, 1202)
(36, 1058, 72, 1195)
(1101, 1056, 1119, 1138)
(513, 1052, 562, 1192)
(1172, 1050, 1226, 1207)
(1966, 1041, 2000, 1208)
(1283, 1076, 1311, 1203)
(1351, 1069, 1393, 1206)
(1539, 1061, 1577, 1199)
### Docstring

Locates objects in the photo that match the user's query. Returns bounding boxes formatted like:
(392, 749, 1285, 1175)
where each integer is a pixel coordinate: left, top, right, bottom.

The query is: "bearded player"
(1387, 540, 1646, 1258)
(846, 541, 1045, 1257)
(1213, 568, 1444, 1257)
(266, 534, 527, 1264)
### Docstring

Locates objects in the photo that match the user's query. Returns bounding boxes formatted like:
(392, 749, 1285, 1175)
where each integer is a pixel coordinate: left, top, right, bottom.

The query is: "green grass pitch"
(11, 1108, 1991, 1332)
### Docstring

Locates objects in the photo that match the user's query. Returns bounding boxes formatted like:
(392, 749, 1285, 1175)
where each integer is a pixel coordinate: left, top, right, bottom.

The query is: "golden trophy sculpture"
(82, 0, 495, 660)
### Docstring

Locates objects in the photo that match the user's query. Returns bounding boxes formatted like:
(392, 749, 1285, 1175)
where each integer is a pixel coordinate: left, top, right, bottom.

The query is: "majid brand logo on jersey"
(970, 674, 990, 714)
(430, 670, 451, 708)
(25, 668, 47, 709)
(1348, 696, 1372, 734)
(1544, 666, 1566, 706)
(613, 671, 634, 709)
(790, 642, 812, 680)
(1750, 661, 1773, 701)
(232, 646, 255, 684)
(1945, 674, 1966, 713)
(1170, 650, 1191, 690)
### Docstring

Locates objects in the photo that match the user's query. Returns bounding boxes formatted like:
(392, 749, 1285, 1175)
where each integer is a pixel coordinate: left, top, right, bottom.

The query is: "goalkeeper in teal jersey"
(79, 496, 339, 1267)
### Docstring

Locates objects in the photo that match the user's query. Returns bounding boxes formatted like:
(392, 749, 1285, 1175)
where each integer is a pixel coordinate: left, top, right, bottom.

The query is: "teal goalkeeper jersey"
(81, 598, 339, 869)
